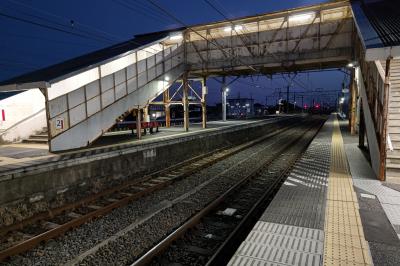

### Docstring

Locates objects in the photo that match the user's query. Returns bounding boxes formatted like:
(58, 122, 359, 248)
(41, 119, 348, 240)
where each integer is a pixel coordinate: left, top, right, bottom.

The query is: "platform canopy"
(351, 0, 400, 60)
(0, 0, 397, 153)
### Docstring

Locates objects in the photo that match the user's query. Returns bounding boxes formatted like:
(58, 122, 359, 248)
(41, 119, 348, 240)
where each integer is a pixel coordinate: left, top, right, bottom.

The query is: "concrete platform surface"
(229, 115, 400, 266)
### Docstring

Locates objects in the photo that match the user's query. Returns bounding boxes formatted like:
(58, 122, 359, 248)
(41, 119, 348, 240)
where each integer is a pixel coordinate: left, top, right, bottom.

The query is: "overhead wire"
(0, 11, 115, 44)
(146, 0, 257, 73)
(5, 0, 122, 43)
(112, 0, 173, 25)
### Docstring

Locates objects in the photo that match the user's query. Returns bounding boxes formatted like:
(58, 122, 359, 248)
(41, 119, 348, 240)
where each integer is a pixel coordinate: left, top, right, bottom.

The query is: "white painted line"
(360, 193, 376, 199)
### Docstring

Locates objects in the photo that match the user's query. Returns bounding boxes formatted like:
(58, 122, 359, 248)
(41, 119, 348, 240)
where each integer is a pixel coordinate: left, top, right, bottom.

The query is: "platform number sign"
(55, 117, 64, 130)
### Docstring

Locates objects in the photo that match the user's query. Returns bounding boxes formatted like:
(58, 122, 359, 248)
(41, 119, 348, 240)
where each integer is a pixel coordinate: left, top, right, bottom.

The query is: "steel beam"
(359, 101, 365, 148)
(379, 57, 392, 181)
(221, 76, 227, 121)
(143, 105, 149, 123)
(350, 69, 357, 135)
(182, 72, 189, 131)
(163, 89, 170, 127)
(136, 108, 142, 140)
(201, 77, 207, 128)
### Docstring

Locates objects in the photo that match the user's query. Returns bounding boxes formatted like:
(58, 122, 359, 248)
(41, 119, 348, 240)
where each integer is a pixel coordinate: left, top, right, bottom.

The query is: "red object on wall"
(1, 109, 5, 121)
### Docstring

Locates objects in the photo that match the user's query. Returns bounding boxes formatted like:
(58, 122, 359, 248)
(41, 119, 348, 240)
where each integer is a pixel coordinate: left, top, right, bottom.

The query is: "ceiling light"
(169, 34, 183, 40)
(224, 26, 232, 32)
(288, 12, 315, 23)
(234, 25, 243, 31)
(164, 76, 170, 81)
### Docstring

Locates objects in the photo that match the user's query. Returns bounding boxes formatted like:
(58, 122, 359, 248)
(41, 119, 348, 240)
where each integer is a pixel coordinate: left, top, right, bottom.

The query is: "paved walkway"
(229, 115, 400, 265)
(341, 120, 400, 265)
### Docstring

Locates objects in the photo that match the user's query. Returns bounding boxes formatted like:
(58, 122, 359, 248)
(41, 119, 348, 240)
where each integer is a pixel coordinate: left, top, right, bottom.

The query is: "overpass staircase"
(382, 59, 400, 180)
(23, 127, 48, 144)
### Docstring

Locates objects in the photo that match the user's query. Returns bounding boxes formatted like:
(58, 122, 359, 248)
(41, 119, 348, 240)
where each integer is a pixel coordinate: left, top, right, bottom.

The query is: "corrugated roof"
(0, 29, 179, 87)
(361, 0, 400, 47)
(352, 0, 400, 49)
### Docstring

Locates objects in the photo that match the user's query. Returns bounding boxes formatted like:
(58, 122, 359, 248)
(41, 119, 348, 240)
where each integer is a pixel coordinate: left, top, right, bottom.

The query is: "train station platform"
(0, 118, 278, 176)
(1, 116, 298, 227)
(229, 115, 400, 266)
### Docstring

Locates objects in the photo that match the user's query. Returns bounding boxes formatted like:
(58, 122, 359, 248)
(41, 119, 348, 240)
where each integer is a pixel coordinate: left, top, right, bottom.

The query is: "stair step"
(22, 138, 48, 144)
(387, 153, 400, 159)
(390, 95, 400, 100)
(29, 135, 48, 139)
(387, 163, 400, 170)
(387, 158, 400, 165)
(389, 134, 400, 140)
(386, 150, 400, 157)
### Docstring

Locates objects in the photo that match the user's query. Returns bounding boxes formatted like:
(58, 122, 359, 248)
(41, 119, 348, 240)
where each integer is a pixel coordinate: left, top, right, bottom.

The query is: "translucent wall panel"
(69, 103, 86, 126)
(68, 87, 85, 108)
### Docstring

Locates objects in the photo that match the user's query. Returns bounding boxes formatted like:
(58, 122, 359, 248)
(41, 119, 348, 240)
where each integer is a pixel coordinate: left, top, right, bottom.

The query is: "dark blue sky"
(0, 0, 346, 106)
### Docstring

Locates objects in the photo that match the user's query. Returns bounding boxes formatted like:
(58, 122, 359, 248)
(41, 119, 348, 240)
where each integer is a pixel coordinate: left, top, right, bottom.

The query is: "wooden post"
(182, 73, 189, 132)
(163, 89, 170, 127)
(136, 108, 142, 140)
(379, 57, 392, 181)
(201, 77, 207, 129)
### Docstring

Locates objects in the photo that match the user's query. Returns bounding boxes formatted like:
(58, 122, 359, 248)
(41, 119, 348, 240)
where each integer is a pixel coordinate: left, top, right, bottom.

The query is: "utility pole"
(278, 89, 282, 114)
(293, 91, 296, 112)
(301, 95, 304, 113)
(286, 85, 290, 113)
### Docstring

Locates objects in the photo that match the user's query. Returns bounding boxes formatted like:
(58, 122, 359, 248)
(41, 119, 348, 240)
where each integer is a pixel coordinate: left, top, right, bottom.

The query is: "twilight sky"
(0, 0, 347, 106)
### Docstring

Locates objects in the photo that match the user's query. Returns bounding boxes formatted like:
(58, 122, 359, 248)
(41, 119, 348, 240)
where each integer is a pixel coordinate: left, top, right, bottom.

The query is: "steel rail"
(0, 117, 301, 262)
(131, 119, 322, 266)
(206, 120, 324, 266)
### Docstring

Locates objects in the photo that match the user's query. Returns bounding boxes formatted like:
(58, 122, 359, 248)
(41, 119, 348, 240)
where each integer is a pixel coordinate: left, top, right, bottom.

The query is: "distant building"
(149, 105, 165, 120)
(254, 103, 268, 116)
(227, 98, 255, 118)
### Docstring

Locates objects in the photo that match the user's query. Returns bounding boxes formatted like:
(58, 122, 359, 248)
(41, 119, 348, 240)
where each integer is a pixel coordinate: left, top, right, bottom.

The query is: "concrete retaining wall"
(0, 117, 295, 226)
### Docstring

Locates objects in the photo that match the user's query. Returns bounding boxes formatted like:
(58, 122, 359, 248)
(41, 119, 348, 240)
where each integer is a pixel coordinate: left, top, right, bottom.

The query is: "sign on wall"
(55, 117, 64, 130)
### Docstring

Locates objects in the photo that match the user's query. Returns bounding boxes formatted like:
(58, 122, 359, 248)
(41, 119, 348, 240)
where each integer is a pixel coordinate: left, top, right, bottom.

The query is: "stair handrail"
(375, 60, 386, 81)
(0, 108, 46, 136)
(387, 133, 394, 152)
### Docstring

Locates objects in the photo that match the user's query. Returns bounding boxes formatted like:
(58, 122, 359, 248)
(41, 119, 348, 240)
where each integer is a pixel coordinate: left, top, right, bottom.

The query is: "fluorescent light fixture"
(288, 12, 315, 23)
(224, 26, 232, 32)
(234, 25, 243, 31)
(169, 33, 183, 40)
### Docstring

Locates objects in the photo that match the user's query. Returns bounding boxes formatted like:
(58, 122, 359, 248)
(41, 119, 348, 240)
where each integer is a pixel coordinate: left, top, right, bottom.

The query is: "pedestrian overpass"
(0, 0, 399, 181)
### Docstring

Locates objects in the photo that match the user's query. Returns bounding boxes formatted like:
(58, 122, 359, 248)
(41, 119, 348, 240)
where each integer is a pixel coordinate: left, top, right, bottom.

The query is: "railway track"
(0, 117, 301, 262)
(131, 119, 323, 266)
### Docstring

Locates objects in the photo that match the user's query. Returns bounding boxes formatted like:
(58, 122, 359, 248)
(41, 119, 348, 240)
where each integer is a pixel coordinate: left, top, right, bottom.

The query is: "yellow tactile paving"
(323, 117, 372, 266)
